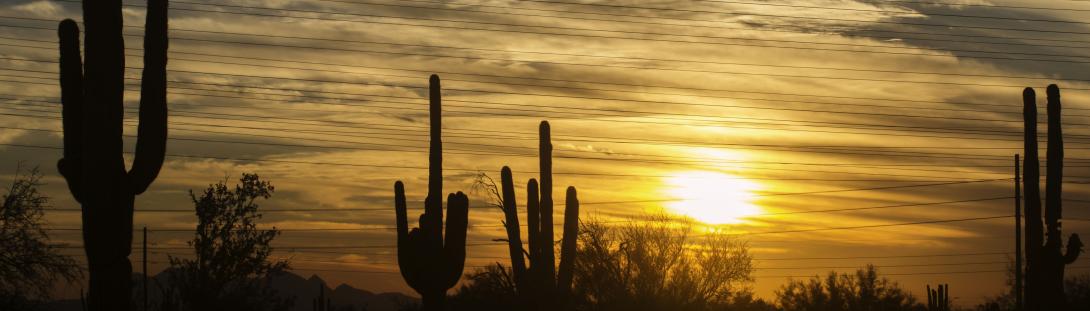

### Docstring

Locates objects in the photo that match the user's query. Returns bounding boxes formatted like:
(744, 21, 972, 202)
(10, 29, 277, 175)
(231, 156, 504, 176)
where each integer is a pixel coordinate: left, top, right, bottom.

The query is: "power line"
(25, 2, 1090, 63)
(5, 66, 1086, 149)
(40, 195, 1012, 216)
(300, 0, 1090, 46)
(46, 211, 1013, 246)
(4, 35, 1084, 112)
(0, 98, 1040, 166)
(353, 0, 1090, 51)
(1, 105, 1048, 181)
(759, 196, 1012, 216)
(758, 251, 1009, 261)
(757, 261, 1009, 270)
(0, 94, 1068, 166)
(6, 84, 1080, 158)
(0, 105, 1046, 169)
(3, 49, 1083, 112)
(872, 0, 1090, 12)
(0, 114, 1031, 180)
(691, 0, 1090, 23)
(3, 143, 1019, 191)
(4, 32, 1084, 94)
(41, 208, 1016, 236)
(481, 0, 1090, 34)
(758, 270, 1008, 278)
(1, 65, 1066, 139)
(162, 0, 1090, 38)
(719, 215, 1012, 237)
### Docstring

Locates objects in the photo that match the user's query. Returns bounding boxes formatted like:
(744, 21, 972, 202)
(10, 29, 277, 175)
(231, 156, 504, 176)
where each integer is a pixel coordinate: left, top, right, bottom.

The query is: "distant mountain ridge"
(271, 272, 417, 311)
(42, 271, 417, 311)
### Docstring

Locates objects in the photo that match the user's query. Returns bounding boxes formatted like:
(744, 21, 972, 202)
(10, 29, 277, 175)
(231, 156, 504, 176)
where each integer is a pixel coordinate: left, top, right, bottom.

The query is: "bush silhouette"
(776, 265, 918, 311)
(163, 173, 291, 311)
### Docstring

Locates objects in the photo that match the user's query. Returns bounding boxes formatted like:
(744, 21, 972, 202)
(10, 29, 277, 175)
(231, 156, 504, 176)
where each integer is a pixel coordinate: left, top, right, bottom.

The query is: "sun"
(664, 171, 763, 225)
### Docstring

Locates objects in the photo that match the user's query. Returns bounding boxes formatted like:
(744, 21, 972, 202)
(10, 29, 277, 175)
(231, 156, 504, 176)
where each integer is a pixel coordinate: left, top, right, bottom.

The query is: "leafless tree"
(574, 216, 755, 311)
(0, 166, 81, 308)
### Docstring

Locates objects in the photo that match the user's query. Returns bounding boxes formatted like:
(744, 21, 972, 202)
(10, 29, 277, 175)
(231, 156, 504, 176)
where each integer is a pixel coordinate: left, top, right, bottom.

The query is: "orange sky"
(2, 0, 1090, 307)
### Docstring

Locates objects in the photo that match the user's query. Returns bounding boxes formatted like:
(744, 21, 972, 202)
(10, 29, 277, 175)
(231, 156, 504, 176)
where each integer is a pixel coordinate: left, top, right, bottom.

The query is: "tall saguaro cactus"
(1022, 85, 1084, 310)
(56, 1, 168, 310)
(394, 75, 469, 311)
(499, 121, 580, 310)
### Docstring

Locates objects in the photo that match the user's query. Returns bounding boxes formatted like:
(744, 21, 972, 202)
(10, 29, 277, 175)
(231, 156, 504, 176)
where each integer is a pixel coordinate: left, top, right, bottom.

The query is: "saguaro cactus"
(926, 284, 949, 311)
(394, 75, 469, 311)
(499, 121, 579, 310)
(56, 1, 168, 310)
(1022, 85, 1084, 310)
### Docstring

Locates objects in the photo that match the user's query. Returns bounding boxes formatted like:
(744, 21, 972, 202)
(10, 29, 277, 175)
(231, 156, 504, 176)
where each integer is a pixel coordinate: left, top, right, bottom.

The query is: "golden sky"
(2, 0, 1090, 306)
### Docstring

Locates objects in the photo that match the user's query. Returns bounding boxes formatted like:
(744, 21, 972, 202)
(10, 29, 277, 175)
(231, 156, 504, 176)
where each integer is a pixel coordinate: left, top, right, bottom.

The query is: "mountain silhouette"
(40, 271, 417, 311)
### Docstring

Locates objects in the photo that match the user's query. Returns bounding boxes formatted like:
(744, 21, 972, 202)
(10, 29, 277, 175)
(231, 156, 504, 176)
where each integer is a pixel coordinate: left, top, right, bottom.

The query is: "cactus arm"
(442, 192, 469, 289)
(57, 19, 84, 202)
(394, 181, 422, 292)
(128, 0, 169, 194)
(500, 167, 528, 286)
(538, 121, 557, 289)
(1044, 85, 1064, 242)
(1023, 88, 1044, 254)
(423, 74, 444, 253)
(556, 186, 579, 295)
(1065, 234, 1083, 264)
(427, 74, 442, 217)
(526, 179, 540, 276)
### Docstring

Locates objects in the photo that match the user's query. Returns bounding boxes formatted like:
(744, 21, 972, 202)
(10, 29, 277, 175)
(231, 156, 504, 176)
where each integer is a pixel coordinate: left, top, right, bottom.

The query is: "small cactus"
(56, 1, 169, 310)
(1022, 85, 1084, 310)
(926, 284, 949, 311)
(394, 75, 469, 311)
(499, 121, 579, 310)
(313, 282, 331, 311)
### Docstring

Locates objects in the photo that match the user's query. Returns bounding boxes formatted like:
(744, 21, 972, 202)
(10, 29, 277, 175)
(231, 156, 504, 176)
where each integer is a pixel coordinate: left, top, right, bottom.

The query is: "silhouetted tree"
(0, 166, 81, 309)
(776, 265, 920, 311)
(1021, 85, 1083, 311)
(55, 0, 169, 309)
(573, 217, 754, 311)
(393, 75, 469, 311)
(163, 173, 291, 311)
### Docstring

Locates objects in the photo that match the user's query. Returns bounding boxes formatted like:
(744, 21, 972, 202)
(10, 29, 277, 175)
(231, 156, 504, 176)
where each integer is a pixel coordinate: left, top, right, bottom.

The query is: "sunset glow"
(3, 0, 1090, 309)
(665, 171, 763, 225)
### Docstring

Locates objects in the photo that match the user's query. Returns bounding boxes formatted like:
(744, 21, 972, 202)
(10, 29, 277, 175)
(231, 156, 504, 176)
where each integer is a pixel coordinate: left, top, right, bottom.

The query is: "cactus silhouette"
(926, 284, 949, 311)
(394, 75, 469, 311)
(314, 282, 332, 311)
(1022, 85, 1084, 310)
(498, 121, 580, 310)
(56, 1, 168, 310)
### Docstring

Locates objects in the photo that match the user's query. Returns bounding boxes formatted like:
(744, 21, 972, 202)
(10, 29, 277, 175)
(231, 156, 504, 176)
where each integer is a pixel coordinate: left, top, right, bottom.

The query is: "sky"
(2, 0, 1090, 307)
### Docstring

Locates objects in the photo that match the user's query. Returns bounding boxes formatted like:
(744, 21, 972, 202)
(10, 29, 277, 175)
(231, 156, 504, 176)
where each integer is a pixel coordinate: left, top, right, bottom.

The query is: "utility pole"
(1015, 154, 1023, 311)
(143, 226, 149, 311)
